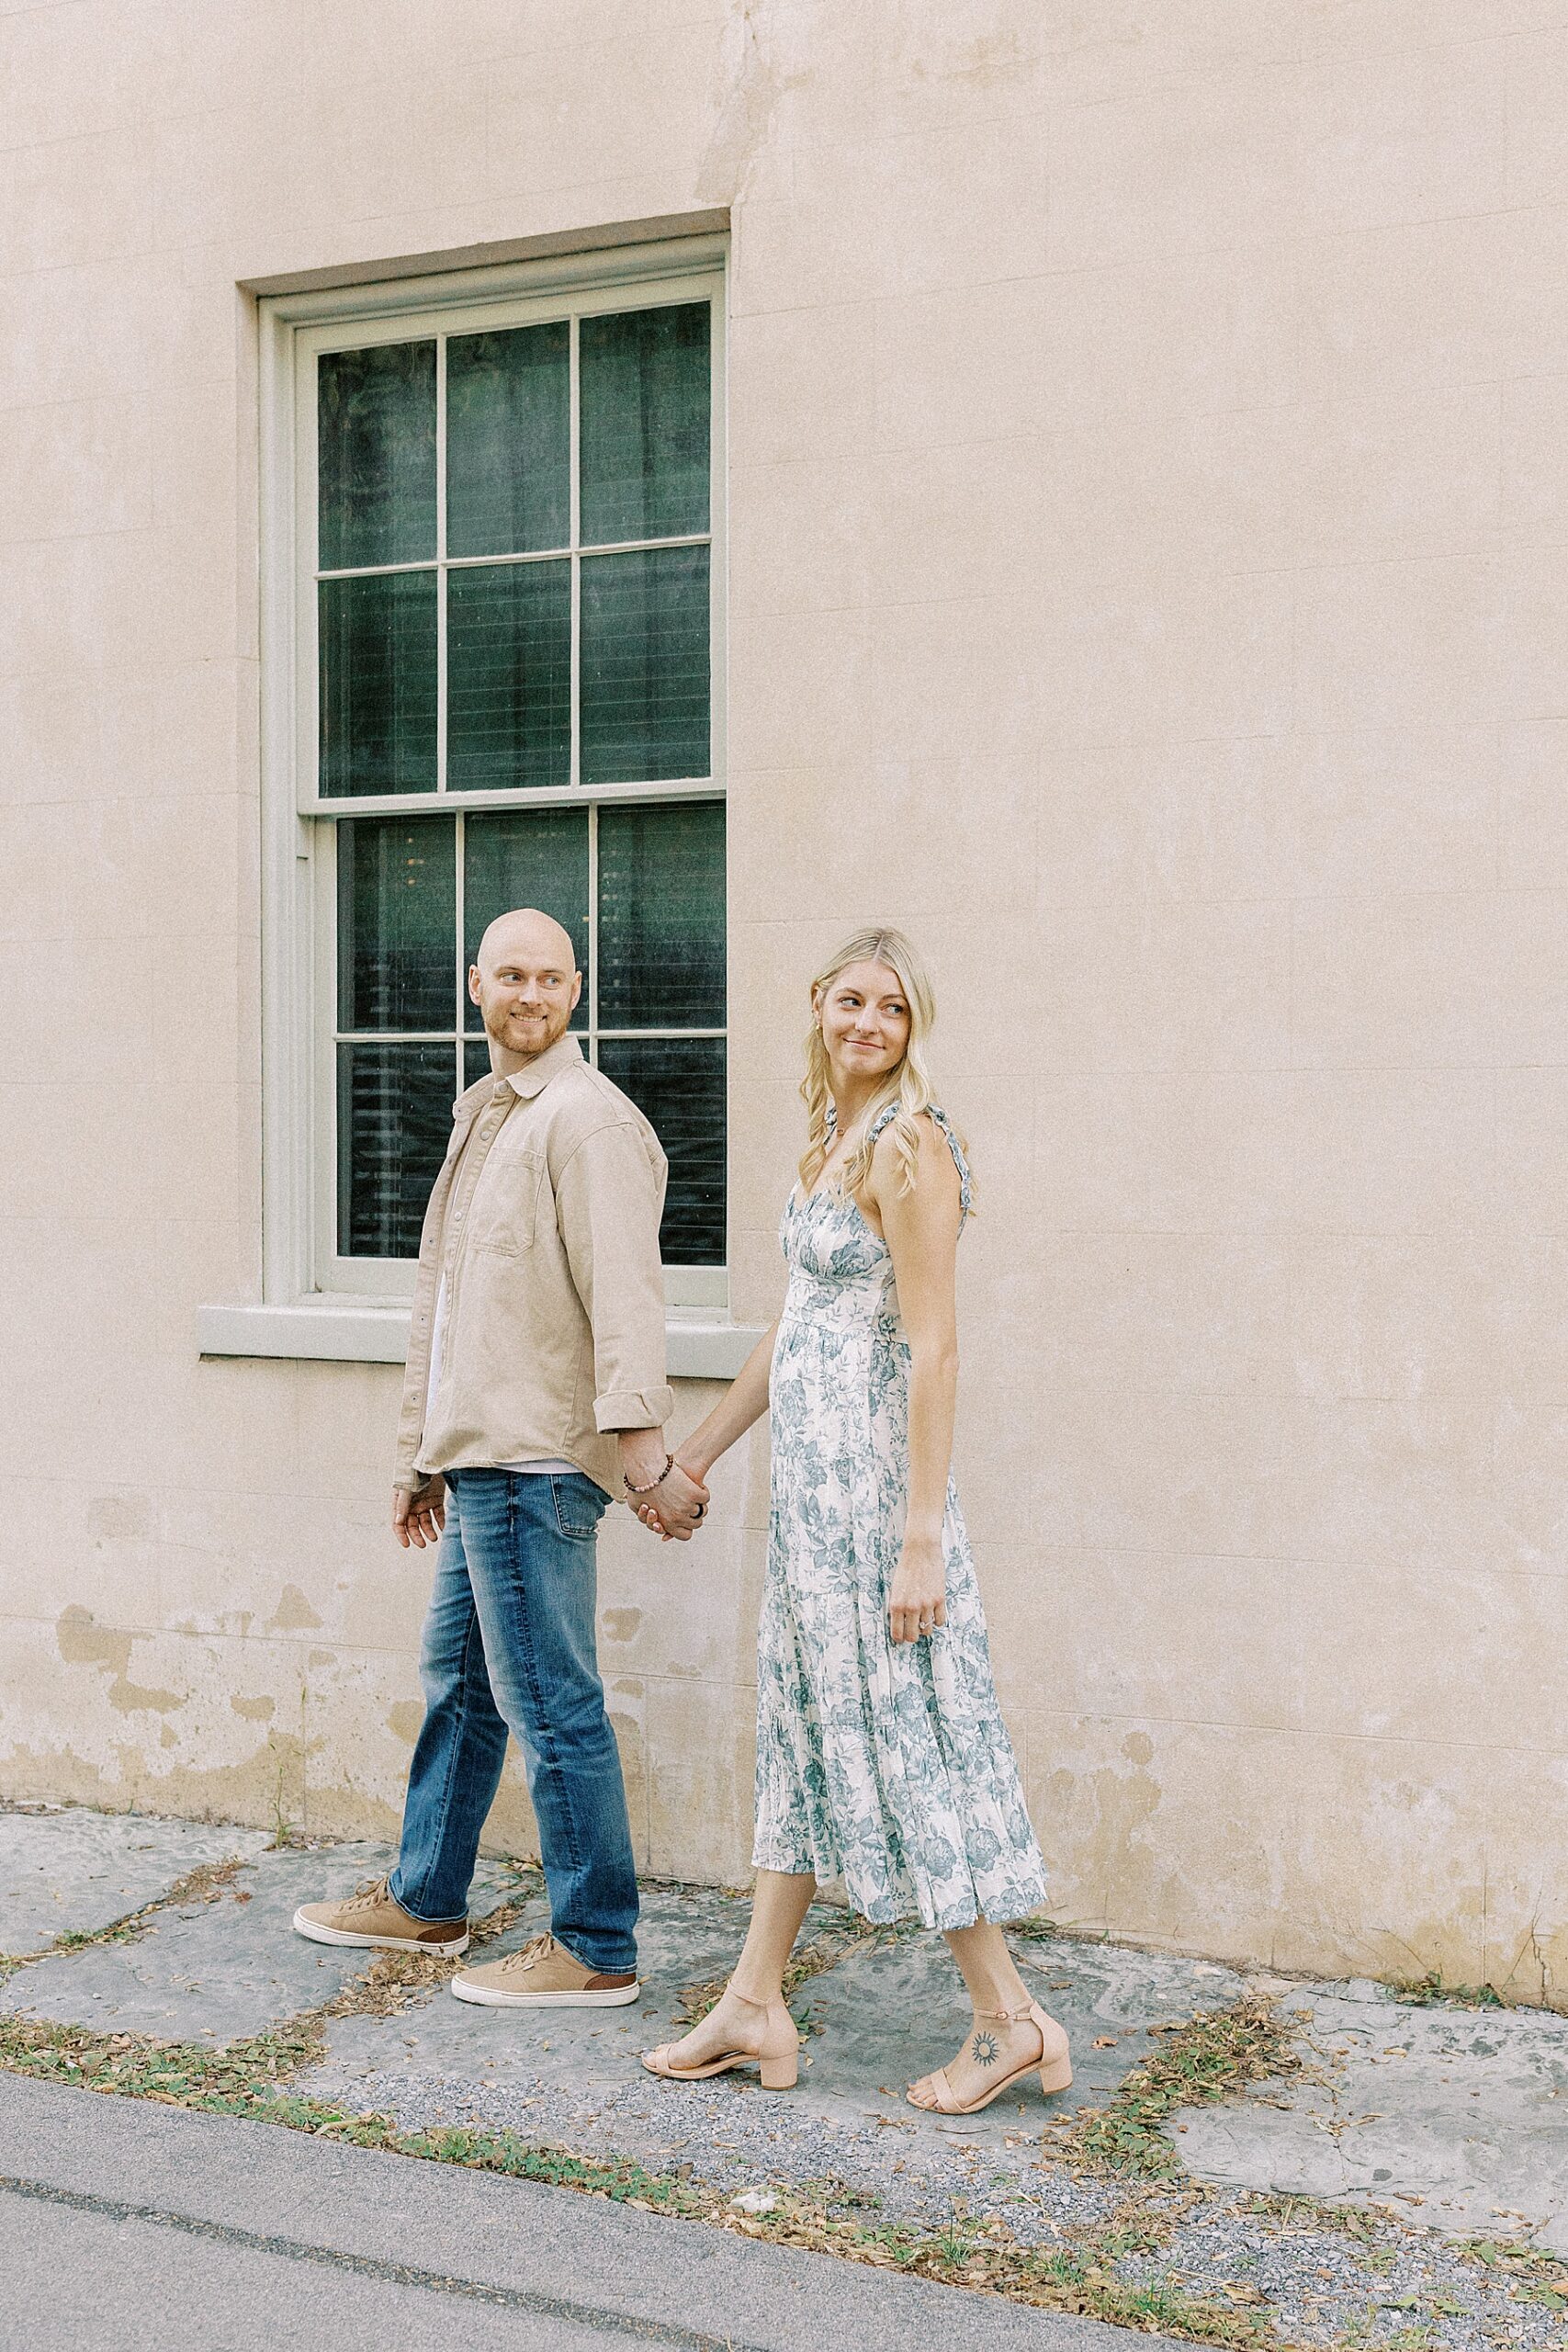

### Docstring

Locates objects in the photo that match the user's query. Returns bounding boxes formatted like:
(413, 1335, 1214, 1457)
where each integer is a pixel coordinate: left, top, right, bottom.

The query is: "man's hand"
(393, 1476, 446, 1550)
(619, 1430, 709, 1541)
(638, 1459, 709, 1541)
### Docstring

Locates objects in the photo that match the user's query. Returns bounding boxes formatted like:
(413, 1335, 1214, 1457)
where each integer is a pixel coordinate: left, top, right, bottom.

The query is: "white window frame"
(256, 237, 728, 1326)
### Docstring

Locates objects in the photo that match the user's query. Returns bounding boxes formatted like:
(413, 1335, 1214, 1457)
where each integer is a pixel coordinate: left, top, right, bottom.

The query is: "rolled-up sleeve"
(556, 1118, 674, 1431)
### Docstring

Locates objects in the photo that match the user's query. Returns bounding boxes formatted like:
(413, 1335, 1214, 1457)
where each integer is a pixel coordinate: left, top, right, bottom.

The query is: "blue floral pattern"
(752, 1103, 1048, 1930)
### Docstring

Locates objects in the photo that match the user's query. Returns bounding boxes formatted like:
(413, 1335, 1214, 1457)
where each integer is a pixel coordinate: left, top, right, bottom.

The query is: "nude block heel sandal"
(641, 1987, 799, 2092)
(908, 1999, 1073, 2115)
(641, 2037, 798, 2090)
(1037, 2023, 1075, 2095)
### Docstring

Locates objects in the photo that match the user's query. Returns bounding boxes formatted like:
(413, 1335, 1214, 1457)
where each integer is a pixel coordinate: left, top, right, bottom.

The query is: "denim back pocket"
(551, 1472, 609, 1541)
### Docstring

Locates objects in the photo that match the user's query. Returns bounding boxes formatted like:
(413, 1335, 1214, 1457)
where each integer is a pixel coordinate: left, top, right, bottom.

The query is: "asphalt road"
(0, 2075, 1177, 2352)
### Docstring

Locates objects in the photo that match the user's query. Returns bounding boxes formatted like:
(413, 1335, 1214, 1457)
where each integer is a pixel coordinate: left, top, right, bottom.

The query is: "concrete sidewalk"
(2, 1803, 1566, 2350)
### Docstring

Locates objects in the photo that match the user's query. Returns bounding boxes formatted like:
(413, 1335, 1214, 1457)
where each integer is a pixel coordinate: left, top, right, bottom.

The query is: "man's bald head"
(475, 907, 578, 977)
(468, 907, 582, 1070)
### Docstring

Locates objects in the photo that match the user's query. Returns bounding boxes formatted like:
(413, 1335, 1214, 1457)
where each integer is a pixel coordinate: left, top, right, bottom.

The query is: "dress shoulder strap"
(861, 1101, 973, 1223)
(924, 1103, 974, 1223)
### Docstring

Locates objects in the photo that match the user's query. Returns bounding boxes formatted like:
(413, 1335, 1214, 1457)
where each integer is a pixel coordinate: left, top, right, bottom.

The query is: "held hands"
(393, 1475, 446, 1549)
(887, 1530, 947, 1644)
(620, 1430, 710, 1542)
(630, 1456, 711, 1542)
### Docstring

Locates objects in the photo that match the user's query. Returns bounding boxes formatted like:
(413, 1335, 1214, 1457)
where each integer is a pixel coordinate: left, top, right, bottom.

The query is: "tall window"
(278, 261, 727, 1306)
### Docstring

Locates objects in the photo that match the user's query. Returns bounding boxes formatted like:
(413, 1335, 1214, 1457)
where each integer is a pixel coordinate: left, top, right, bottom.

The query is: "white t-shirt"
(427, 1276, 575, 1476)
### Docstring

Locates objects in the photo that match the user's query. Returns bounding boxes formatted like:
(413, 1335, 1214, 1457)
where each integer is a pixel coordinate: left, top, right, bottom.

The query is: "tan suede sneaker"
(292, 1876, 468, 1958)
(450, 1930, 638, 2007)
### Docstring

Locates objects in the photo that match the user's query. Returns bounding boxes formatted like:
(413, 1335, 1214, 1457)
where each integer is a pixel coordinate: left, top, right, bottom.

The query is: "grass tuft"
(1390, 1971, 1505, 2010)
(1065, 1998, 1302, 2180)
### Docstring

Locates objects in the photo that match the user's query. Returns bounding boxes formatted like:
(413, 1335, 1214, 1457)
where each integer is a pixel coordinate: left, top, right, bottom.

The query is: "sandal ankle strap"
(976, 2001, 1037, 2023)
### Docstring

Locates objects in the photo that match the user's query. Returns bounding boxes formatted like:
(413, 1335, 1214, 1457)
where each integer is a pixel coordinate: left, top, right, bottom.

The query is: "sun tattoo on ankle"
(971, 2030, 998, 2067)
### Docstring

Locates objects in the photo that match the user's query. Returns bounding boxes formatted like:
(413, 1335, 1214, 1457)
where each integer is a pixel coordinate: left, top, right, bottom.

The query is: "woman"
(639, 927, 1070, 2115)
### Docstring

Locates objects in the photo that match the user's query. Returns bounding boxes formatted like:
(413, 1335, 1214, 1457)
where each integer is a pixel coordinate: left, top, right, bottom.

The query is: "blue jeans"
(388, 1467, 637, 1975)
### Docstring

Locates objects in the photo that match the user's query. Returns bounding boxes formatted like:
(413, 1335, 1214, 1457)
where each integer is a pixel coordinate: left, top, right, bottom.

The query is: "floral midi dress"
(751, 1102, 1049, 1931)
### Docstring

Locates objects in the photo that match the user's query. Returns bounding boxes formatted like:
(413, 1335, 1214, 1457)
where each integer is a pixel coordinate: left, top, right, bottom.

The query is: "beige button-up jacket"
(394, 1034, 674, 1499)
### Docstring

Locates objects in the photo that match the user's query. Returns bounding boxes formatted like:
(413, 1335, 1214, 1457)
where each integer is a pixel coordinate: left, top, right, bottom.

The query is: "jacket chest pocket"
(464, 1144, 546, 1257)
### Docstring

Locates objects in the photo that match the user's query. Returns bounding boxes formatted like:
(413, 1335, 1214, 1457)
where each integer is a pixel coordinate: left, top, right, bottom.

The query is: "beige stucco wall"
(3, 1, 1563, 1999)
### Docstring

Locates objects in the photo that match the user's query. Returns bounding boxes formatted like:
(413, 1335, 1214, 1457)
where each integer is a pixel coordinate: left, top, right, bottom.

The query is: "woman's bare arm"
(671, 1321, 778, 1485)
(870, 1116, 961, 1641)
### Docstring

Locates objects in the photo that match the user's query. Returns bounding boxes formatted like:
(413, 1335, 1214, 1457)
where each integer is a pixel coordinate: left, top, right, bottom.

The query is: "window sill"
(195, 1301, 762, 1380)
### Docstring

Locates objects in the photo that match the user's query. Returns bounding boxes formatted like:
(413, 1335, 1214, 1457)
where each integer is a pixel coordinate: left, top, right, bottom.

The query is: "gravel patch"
(1116, 2196, 1568, 2352)
(303, 2056, 1122, 2236)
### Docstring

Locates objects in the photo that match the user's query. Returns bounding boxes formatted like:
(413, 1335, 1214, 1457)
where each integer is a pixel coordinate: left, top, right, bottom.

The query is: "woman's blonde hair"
(798, 925, 970, 1205)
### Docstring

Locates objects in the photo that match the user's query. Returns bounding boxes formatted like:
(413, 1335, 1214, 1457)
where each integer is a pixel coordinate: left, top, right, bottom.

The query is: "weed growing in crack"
(1060, 1997, 1303, 2180)
(1390, 1971, 1505, 2010)
(3, 1857, 248, 1972)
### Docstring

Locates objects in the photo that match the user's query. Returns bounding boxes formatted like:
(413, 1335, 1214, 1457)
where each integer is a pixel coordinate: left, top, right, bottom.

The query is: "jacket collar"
(452, 1033, 585, 1124)
(502, 1030, 585, 1101)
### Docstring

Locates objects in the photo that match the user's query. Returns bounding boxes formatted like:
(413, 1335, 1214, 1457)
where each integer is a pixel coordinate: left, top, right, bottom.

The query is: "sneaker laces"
(497, 1932, 558, 1978)
(340, 1876, 393, 1916)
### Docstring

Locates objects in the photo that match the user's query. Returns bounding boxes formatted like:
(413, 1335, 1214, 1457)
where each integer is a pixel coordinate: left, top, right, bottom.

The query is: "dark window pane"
(465, 1039, 491, 1091)
(580, 303, 710, 546)
(319, 571, 437, 797)
(598, 1037, 725, 1266)
(580, 546, 709, 785)
(336, 818, 456, 1034)
(318, 342, 436, 571)
(446, 322, 570, 558)
(447, 560, 570, 791)
(337, 1041, 456, 1259)
(464, 807, 590, 1034)
(598, 802, 724, 1029)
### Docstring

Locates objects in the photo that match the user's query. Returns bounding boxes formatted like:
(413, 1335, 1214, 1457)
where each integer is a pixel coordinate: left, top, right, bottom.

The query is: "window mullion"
(454, 805, 466, 1096)
(569, 309, 581, 796)
(435, 331, 448, 797)
(315, 557, 441, 581)
(587, 797, 599, 1069)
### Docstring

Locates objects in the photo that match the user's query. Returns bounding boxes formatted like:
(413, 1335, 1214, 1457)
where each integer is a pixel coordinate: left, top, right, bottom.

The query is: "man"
(295, 909, 709, 2006)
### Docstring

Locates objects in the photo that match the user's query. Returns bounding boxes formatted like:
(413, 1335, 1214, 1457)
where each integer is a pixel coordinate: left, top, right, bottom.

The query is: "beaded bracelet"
(623, 1453, 675, 1496)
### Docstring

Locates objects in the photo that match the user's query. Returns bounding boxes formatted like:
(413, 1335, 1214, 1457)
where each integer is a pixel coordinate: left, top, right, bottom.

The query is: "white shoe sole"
(449, 1975, 641, 2008)
(292, 1907, 469, 1959)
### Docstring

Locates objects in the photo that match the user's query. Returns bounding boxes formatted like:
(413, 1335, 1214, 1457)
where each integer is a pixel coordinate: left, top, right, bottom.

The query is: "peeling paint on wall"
(266, 1586, 323, 1632)
(86, 1495, 152, 1543)
(56, 1607, 187, 1715)
(0, 1736, 308, 1836)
